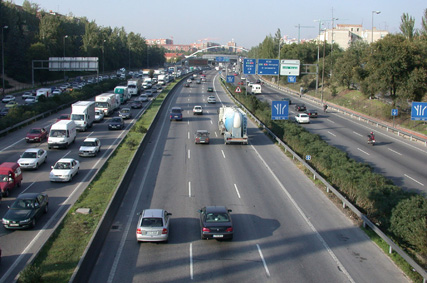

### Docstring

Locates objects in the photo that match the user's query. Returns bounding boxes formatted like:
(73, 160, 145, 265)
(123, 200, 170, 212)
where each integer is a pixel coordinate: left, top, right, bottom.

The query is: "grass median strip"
(19, 84, 175, 283)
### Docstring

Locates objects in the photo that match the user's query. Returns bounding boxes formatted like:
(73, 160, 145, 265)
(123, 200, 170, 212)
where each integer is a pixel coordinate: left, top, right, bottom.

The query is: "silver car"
(136, 209, 171, 242)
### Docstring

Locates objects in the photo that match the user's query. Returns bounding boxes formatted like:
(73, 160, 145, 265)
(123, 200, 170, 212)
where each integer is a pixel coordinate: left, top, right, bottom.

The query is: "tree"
(421, 9, 427, 38)
(400, 13, 417, 41)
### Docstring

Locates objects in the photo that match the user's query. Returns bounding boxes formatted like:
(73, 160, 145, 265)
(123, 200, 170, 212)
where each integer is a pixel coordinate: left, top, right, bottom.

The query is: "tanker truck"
(218, 106, 248, 144)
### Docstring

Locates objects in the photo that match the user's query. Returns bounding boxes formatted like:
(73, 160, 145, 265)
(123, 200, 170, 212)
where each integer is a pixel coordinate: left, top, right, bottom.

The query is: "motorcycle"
(367, 134, 376, 146)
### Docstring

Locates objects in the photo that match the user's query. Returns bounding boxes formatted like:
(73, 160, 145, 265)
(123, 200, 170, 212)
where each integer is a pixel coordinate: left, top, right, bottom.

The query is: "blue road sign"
(243, 58, 256, 75)
(258, 59, 279, 75)
(411, 102, 427, 121)
(305, 155, 311, 160)
(287, 76, 296, 83)
(272, 100, 289, 120)
(391, 109, 398, 116)
(216, 56, 229, 62)
(226, 75, 235, 83)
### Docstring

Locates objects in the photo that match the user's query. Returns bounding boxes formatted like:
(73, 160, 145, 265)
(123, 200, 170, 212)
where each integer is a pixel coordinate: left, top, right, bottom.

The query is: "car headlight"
(2, 219, 9, 224)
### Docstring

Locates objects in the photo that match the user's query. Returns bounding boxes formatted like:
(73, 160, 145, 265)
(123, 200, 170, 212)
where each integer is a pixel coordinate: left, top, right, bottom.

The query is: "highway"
(243, 77, 427, 195)
(0, 89, 153, 282)
(87, 71, 408, 282)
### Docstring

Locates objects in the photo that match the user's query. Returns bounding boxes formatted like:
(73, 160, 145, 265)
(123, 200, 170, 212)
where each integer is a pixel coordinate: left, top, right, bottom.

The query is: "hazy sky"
(12, 0, 427, 48)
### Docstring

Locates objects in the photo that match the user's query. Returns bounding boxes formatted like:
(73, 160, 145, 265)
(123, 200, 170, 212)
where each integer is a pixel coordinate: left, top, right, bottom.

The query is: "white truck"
(48, 120, 77, 149)
(127, 79, 141, 96)
(95, 93, 116, 116)
(71, 101, 95, 131)
(157, 74, 166, 85)
(36, 88, 51, 98)
(250, 84, 262, 94)
(218, 106, 248, 144)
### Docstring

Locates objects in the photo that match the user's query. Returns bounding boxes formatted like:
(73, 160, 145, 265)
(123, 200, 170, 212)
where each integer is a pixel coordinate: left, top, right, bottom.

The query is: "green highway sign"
(280, 59, 300, 76)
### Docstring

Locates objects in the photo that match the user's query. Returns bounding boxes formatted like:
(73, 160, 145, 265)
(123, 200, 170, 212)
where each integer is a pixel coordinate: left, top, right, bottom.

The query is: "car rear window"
(206, 213, 229, 222)
(171, 109, 181, 113)
(141, 218, 163, 227)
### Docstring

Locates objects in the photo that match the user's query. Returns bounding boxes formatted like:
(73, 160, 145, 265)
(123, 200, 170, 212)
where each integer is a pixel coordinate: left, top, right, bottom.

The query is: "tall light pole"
(63, 35, 68, 81)
(372, 11, 381, 43)
(102, 39, 106, 75)
(2, 26, 8, 95)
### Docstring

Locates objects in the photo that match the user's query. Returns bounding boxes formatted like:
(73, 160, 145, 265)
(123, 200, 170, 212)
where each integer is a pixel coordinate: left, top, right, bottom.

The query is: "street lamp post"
(102, 39, 106, 75)
(371, 11, 381, 43)
(2, 26, 8, 95)
(63, 35, 68, 81)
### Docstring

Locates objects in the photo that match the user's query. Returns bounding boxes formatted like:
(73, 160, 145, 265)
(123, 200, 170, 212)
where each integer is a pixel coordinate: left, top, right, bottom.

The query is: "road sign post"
(280, 60, 300, 76)
(287, 76, 296, 83)
(391, 109, 398, 128)
(271, 101, 289, 120)
(258, 59, 279, 75)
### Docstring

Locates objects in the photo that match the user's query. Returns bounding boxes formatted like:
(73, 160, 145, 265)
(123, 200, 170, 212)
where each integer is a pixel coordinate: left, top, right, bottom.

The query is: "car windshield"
(172, 109, 181, 113)
(11, 199, 35, 209)
(83, 141, 97, 146)
(121, 109, 130, 113)
(29, 129, 41, 134)
(112, 118, 122, 123)
(0, 174, 9, 182)
(54, 162, 71, 169)
(59, 114, 69, 119)
(50, 130, 66, 137)
(71, 114, 84, 121)
(22, 152, 37, 158)
(205, 213, 230, 222)
(141, 217, 163, 227)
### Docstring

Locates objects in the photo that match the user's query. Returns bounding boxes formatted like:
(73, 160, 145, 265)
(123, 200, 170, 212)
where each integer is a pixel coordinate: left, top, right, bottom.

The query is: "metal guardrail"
(220, 78, 427, 282)
(261, 79, 427, 146)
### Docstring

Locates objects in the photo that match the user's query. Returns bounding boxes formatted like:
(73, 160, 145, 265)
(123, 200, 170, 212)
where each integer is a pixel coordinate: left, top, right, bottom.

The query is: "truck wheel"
(3, 189, 9, 197)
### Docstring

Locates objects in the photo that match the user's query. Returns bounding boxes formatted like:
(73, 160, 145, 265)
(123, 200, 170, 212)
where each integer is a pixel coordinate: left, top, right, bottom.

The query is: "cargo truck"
(95, 93, 116, 116)
(126, 79, 141, 96)
(71, 101, 95, 131)
(218, 106, 248, 144)
(114, 86, 130, 104)
(48, 120, 77, 149)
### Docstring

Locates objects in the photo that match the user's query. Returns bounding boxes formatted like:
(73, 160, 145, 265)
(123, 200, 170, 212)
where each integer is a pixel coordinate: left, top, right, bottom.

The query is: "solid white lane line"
(327, 131, 336, 137)
(387, 148, 402, 156)
(189, 182, 192, 197)
(190, 243, 194, 280)
(234, 184, 241, 199)
(352, 131, 363, 137)
(188, 149, 191, 159)
(256, 244, 270, 277)
(326, 119, 335, 123)
(0, 138, 25, 153)
(221, 150, 226, 159)
(357, 148, 370, 155)
(250, 144, 355, 283)
(404, 174, 424, 186)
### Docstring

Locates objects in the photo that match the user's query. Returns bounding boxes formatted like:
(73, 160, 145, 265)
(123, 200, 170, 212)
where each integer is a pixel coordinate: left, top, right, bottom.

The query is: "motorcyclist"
(368, 131, 375, 141)
(323, 104, 328, 112)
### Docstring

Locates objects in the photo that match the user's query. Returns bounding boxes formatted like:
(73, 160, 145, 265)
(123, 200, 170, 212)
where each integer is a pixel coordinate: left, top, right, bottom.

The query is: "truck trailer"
(126, 79, 141, 96)
(218, 106, 248, 144)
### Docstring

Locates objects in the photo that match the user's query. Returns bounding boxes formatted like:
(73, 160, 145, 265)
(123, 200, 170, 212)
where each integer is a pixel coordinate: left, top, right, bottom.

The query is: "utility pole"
(294, 24, 315, 44)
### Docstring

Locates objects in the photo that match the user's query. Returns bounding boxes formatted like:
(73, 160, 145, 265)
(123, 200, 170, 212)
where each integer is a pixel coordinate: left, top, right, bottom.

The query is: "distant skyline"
(11, 0, 427, 48)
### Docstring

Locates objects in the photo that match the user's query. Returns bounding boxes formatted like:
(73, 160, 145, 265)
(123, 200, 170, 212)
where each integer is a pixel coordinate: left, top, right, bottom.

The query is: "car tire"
(201, 232, 205, 240)
(31, 218, 36, 228)
(44, 204, 49, 214)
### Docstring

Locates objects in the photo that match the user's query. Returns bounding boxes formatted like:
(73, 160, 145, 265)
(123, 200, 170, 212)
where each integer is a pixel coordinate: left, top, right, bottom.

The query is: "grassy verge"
(19, 83, 176, 282)
(361, 227, 423, 282)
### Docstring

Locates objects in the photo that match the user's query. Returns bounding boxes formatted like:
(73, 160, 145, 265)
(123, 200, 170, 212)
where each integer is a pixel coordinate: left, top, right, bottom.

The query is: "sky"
(11, 0, 427, 48)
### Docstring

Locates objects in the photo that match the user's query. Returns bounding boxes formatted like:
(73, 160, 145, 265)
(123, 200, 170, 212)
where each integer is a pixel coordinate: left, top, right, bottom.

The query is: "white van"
(250, 84, 262, 94)
(48, 120, 77, 149)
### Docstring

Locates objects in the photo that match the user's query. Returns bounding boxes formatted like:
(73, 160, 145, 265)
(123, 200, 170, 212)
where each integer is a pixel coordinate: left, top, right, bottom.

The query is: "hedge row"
(225, 82, 427, 258)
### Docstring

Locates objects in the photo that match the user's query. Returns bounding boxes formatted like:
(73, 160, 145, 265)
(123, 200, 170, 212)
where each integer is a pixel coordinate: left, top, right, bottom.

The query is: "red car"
(25, 127, 48, 143)
(238, 81, 244, 85)
(55, 113, 70, 123)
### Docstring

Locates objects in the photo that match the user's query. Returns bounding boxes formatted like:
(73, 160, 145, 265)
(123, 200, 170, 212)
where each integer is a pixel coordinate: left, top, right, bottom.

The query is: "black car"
(294, 103, 306, 111)
(199, 206, 233, 240)
(306, 109, 318, 118)
(184, 83, 190, 87)
(131, 101, 143, 109)
(170, 107, 183, 121)
(207, 87, 214, 92)
(2, 193, 49, 229)
(282, 97, 292, 105)
(0, 108, 9, 117)
(108, 117, 125, 130)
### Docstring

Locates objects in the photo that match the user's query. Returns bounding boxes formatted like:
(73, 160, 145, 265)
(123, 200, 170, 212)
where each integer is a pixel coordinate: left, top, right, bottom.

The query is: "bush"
(390, 196, 427, 256)
(19, 265, 43, 283)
